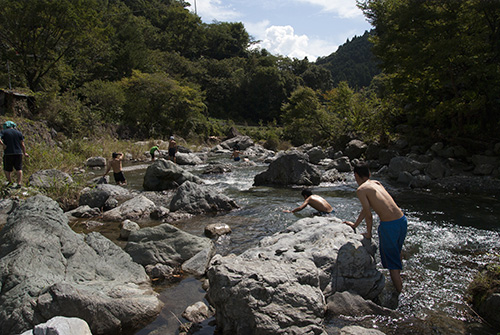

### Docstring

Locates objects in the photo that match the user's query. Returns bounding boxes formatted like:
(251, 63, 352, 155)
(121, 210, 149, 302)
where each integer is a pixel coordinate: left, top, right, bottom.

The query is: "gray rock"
(28, 169, 74, 189)
(120, 219, 140, 240)
(65, 205, 101, 219)
(476, 293, 500, 329)
(327, 156, 352, 172)
(254, 151, 322, 186)
(321, 168, 345, 183)
(79, 184, 130, 208)
(18, 316, 92, 335)
(345, 140, 367, 160)
(206, 217, 384, 335)
(365, 142, 382, 160)
(85, 156, 106, 168)
(307, 146, 326, 164)
(101, 195, 156, 221)
(143, 159, 203, 191)
(0, 195, 161, 335)
(170, 181, 239, 214)
(145, 263, 176, 280)
(388, 156, 427, 179)
(219, 135, 254, 151)
(175, 152, 204, 165)
(326, 291, 396, 318)
(207, 255, 327, 335)
(425, 158, 451, 179)
(205, 223, 232, 238)
(125, 223, 215, 269)
(340, 325, 386, 335)
(182, 302, 213, 324)
(378, 149, 398, 166)
(240, 217, 384, 300)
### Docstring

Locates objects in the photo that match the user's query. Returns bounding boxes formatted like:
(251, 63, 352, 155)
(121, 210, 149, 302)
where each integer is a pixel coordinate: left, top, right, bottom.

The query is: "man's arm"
(357, 189, 373, 238)
(103, 161, 111, 176)
(20, 141, 28, 156)
(284, 199, 309, 213)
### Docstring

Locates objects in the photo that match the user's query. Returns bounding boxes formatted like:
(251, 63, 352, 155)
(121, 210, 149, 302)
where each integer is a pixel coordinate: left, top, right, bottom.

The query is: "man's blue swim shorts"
(378, 215, 408, 270)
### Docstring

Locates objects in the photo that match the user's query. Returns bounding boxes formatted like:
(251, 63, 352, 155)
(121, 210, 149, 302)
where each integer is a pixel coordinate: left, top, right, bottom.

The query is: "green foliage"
(80, 80, 126, 123)
(120, 70, 207, 139)
(0, 0, 108, 91)
(281, 87, 335, 146)
(358, 0, 500, 140)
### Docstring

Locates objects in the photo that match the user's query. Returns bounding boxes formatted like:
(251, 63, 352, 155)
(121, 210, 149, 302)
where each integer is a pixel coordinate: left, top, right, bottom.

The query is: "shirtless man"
(344, 163, 407, 292)
(104, 152, 126, 185)
(284, 189, 334, 215)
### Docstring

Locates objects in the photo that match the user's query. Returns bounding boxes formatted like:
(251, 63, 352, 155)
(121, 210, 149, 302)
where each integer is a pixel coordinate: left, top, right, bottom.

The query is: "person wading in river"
(283, 189, 335, 216)
(343, 162, 407, 293)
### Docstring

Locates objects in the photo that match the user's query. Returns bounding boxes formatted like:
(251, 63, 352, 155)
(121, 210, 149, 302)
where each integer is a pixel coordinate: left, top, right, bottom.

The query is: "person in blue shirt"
(0, 121, 29, 187)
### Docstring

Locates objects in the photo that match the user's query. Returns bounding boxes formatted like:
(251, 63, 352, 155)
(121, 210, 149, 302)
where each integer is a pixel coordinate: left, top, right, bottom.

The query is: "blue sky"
(189, 0, 373, 61)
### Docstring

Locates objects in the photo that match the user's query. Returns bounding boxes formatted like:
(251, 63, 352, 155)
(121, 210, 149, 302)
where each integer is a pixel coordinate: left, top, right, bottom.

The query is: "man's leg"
(16, 170, 23, 185)
(389, 269, 403, 293)
(4, 170, 11, 183)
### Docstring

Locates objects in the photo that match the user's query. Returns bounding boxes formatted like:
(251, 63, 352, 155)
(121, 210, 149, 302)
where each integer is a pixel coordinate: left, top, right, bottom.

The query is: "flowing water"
(84, 155, 500, 334)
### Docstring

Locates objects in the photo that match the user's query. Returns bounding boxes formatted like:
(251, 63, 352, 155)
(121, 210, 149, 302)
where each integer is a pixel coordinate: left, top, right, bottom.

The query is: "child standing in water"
(104, 152, 127, 185)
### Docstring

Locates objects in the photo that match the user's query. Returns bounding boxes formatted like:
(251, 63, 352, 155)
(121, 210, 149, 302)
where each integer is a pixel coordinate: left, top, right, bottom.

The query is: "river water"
(88, 155, 500, 335)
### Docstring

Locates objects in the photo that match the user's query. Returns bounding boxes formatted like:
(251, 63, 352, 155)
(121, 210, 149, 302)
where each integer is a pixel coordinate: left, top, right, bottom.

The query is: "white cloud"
(190, 0, 240, 21)
(247, 24, 338, 61)
(293, 0, 363, 18)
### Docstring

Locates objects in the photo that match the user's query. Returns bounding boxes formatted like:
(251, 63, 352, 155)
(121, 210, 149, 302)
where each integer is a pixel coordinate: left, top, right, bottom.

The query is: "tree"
(0, 0, 107, 91)
(120, 70, 206, 138)
(281, 87, 334, 146)
(358, 0, 500, 139)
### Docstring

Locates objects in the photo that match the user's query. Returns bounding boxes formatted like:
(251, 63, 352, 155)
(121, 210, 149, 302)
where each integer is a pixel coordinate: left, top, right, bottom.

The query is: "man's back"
(0, 128, 24, 154)
(357, 180, 403, 222)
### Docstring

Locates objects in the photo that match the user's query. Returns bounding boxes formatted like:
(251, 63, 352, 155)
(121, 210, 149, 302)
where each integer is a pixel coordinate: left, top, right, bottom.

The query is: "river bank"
(0, 135, 499, 334)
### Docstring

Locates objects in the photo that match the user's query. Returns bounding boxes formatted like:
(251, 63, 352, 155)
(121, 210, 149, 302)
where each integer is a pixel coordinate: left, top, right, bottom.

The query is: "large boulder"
(206, 217, 384, 334)
(207, 256, 327, 335)
(84, 156, 106, 168)
(253, 151, 322, 186)
(219, 135, 254, 151)
(101, 195, 156, 221)
(240, 217, 384, 300)
(18, 316, 92, 335)
(175, 152, 204, 165)
(388, 156, 427, 179)
(125, 223, 215, 275)
(0, 195, 162, 335)
(28, 169, 74, 189)
(169, 181, 239, 214)
(344, 140, 367, 160)
(143, 159, 203, 191)
(78, 184, 131, 208)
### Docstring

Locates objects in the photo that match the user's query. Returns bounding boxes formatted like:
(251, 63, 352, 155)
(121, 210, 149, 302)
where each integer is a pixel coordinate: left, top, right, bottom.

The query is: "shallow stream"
(82, 155, 500, 335)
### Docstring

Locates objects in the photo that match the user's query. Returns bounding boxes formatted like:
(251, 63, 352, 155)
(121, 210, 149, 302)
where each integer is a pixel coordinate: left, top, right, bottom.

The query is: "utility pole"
(194, 0, 197, 15)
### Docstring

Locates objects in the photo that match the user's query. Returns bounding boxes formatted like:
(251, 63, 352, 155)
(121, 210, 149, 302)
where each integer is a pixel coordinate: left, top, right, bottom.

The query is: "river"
(87, 155, 500, 335)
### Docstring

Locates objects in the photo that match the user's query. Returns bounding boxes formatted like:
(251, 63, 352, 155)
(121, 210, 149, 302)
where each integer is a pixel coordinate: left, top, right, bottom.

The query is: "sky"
(188, 0, 373, 61)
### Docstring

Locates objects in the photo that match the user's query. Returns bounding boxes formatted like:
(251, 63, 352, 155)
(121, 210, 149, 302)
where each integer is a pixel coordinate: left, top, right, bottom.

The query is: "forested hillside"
(316, 31, 380, 89)
(0, 0, 498, 148)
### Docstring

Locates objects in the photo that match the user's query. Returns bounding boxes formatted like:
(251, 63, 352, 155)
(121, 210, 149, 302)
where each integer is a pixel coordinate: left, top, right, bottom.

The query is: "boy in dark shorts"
(0, 121, 29, 187)
(104, 152, 126, 185)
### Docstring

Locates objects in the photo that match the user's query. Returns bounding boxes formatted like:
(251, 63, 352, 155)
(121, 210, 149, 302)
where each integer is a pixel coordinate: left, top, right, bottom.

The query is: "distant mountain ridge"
(316, 30, 380, 89)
